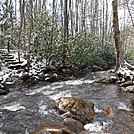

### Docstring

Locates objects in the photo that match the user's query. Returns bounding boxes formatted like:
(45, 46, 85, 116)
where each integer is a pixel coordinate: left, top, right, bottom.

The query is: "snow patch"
(116, 63, 134, 82)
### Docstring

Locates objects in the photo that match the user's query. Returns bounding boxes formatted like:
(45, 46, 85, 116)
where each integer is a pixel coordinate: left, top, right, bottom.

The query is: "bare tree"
(75, 0, 78, 33)
(60, 0, 63, 27)
(64, 0, 68, 41)
(62, 0, 68, 64)
(126, 0, 134, 27)
(112, 0, 123, 70)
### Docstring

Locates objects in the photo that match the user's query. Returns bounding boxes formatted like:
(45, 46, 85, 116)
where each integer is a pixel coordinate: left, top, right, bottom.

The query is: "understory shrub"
(67, 33, 116, 70)
(125, 50, 134, 61)
(26, 31, 116, 72)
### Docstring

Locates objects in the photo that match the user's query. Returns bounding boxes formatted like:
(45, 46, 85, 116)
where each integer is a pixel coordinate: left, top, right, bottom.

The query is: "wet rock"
(31, 125, 75, 134)
(32, 130, 51, 134)
(63, 118, 84, 134)
(80, 131, 89, 134)
(0, 83, 9, 95)
(0, 92, 64, 134)
(95, 77, 110, 84)
(103, 107, 117, 117)
(19, 73, 30, 82)
(119, 81, 134, 93)
(55, 97, 95, 124)
(131, 98, 134, 108)
(119, 81, 133, 87)
(125, 85, 134, 92)
(16, 74, 39, 87)
(96, 76, 117, 84)
(109, 76, 118, 83)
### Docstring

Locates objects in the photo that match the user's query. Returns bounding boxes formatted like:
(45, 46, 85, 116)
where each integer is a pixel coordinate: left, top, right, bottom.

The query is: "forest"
(0, 0, 134, 76)
(0, 0, 134, 134)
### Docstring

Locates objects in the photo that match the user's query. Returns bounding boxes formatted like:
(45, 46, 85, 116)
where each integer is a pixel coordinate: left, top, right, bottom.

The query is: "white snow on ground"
(0, 49, 96, 85)
(0, 50, 25, 83)
(117, 67, 134, 76)
(0, 67, 24, 84)
(84, 120, 112, 134)
(116, 61, 134, 82)
(0, 50, 45, 84)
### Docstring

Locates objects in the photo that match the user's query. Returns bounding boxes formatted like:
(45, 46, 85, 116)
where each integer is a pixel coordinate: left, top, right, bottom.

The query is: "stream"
(0, 70, 134, 134)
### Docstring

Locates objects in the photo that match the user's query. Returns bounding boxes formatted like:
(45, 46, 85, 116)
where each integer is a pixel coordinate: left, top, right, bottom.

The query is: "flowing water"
(0, 70, 134, 134)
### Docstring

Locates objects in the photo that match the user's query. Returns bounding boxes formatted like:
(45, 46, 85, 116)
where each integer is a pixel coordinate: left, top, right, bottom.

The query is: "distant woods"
(0, 0, 134, 71)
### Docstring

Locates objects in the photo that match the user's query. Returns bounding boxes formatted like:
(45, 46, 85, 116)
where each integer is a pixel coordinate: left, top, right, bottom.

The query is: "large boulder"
(63, 118, 85, 134)
(119, 81, 134, 93)
(131, 98, 134, 108)
(55, 97, 95, 124)
(31, 125, 75, 134)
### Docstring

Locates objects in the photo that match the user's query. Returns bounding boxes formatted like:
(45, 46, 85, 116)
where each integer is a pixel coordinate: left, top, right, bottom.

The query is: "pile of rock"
(119, 80, 134, 93)
(96, 62, 134, 93)
(32, 97, 95, 134)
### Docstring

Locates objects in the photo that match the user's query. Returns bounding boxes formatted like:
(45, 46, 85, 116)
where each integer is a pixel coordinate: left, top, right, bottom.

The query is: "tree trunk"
(60, 0, 63, 27)
(62, 0, 68, 65)
(64, 0, 68, 41)
(75, 0, 78, 33)
(112, 0, 123, 71)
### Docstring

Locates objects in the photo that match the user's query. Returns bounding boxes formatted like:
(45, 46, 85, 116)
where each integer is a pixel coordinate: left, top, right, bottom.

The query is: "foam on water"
(25, 82, 64, 96)
(38, 104, 48, 115)
(65, 79, 95, 85)
(25, 79, 94, 97)
(38, 104, 57, 116)
(49, 90, 72, 100)
(117, 102, 130, 111)
(51, 85, 64, 90)
(42, 90, 54, 96)
(0, 131, 6, 134)
(94, 106, 103, 113)
(25, 85, 51, 95)
(84, 120, 112, 134)
(1, 103, 25, 111)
